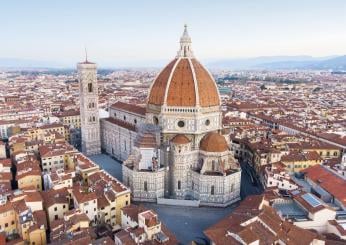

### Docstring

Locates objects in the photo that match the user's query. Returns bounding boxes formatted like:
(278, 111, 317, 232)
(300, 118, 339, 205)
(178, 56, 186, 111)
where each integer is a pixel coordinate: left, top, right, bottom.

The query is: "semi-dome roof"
(200, 132, 229, 152)
(147, 25, 220, 108)
(171, 134, 190, 144)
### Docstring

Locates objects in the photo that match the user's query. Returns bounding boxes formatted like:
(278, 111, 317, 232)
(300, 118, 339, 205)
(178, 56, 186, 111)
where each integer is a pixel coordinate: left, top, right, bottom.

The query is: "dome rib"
(192, 59, 220, 107)
(166, 59, 196, 107)
(148, 58, 220, 108)
(148, 59, 177, 106)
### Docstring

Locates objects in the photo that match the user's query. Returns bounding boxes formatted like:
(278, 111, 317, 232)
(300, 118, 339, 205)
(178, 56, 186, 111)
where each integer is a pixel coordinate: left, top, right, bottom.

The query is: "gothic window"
(211, 160, 216, 171)
(153, 116, 159, 125)
(178, 181, 181, 190)
(211, 185, 215, 195)
(144, 181, 148, 191)
(88, 83, 93, 93)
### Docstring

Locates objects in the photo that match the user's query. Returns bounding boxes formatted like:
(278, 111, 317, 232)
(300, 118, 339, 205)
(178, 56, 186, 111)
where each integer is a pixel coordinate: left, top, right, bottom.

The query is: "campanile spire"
(176, 24, 194, 58)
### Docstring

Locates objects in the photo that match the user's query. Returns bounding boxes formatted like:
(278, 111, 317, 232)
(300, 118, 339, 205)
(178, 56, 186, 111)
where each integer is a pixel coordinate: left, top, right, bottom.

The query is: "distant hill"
(306, 55, 346, 70)
(2, 55, 346, 71)
(0, 58, 67, 69)
(208, 55, 346, 71)
(207, 56, 324, 69)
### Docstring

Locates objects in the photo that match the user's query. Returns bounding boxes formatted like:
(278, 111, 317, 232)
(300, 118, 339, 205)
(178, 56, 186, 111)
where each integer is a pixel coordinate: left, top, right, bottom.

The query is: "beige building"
(41, 188, 69, 226)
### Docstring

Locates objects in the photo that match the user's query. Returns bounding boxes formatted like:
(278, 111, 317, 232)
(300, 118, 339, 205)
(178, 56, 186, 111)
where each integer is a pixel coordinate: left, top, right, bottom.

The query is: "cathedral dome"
(200, 132, 229, 152)
(147, 25, 220, 108)
(171, 134, 190, 144)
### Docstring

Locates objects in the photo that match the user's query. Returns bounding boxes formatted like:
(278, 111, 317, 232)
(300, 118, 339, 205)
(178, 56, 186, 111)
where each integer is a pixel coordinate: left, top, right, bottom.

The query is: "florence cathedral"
(79, 25, 241, 207)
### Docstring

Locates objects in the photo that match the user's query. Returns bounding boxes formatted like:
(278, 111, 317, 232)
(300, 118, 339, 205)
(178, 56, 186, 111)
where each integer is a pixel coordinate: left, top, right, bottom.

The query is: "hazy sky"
(1, 0, 346, 66)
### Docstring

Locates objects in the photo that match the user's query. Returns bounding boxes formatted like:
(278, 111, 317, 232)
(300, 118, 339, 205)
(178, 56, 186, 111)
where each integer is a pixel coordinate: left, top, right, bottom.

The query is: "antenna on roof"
(84, 46, 88, 62)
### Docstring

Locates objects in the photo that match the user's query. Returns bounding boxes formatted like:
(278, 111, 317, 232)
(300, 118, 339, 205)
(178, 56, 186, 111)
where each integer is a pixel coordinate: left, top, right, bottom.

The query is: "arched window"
(178, 181, 181, 190)
(211, 160, 216, 171)
(211, 185, 215, 195)
(88, 83, 93, 93)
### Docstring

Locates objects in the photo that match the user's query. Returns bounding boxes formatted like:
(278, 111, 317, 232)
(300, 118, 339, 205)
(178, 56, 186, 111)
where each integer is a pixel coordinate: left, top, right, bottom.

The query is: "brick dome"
(200, 132, 229, 152)
(147, 25, 220, 108)
(171, 134, 190, 144)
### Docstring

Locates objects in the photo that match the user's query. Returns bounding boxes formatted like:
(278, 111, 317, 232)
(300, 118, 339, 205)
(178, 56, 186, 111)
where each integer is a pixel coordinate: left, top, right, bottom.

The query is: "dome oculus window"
(205, 119, 210, 126)
(177, 120, 185, 128)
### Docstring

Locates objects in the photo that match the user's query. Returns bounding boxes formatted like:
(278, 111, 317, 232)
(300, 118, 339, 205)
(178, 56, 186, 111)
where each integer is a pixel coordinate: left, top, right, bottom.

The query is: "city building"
(78, 58, 101, 155)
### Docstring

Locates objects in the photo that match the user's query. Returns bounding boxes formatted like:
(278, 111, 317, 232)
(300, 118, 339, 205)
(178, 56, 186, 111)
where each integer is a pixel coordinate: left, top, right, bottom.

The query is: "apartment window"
(86, 211, 88, 214)
(327, 152, 330, 156)
(334, 152, 338, 156)
(231, 183, 234, 192)
(126, 201, 129, 205)
(54, 207, 57, 211)
(11, 221, 14, 225)
(178, 181, 181, 190)
(54, 215, 58, 220)
(111, 207, 115, 210)
(63, 205, 66, 209)
(5, 223, 8, 228)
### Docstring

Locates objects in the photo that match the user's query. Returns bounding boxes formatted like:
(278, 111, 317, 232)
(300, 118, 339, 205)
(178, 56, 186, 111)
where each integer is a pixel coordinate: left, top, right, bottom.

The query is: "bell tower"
(78, 56, 101, 155)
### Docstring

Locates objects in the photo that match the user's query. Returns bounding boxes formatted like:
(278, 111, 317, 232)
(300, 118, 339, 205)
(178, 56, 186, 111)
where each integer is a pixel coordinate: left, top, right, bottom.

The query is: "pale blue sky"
(1, 0, 346, 67)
